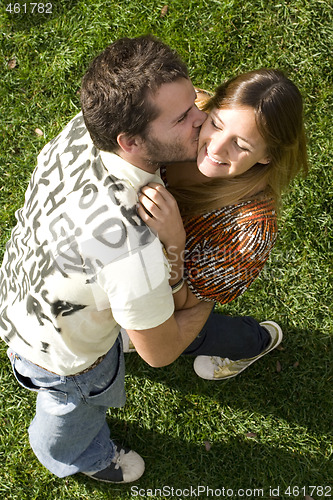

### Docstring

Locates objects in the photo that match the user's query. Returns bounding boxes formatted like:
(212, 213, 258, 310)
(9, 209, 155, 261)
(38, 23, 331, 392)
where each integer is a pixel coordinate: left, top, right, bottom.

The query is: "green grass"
(0, 0, 332, 498)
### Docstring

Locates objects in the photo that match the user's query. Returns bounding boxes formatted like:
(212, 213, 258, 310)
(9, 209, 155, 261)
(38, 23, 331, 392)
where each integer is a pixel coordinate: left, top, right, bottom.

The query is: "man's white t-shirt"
(0, 113, 174, 375)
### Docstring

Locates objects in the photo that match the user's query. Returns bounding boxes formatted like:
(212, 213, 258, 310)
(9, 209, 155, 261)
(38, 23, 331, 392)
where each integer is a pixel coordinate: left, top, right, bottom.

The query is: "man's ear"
(117, 133, 144, 154)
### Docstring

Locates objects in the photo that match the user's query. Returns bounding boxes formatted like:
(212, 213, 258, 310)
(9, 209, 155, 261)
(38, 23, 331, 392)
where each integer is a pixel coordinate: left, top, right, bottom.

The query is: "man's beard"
(142, 136, 197, 168)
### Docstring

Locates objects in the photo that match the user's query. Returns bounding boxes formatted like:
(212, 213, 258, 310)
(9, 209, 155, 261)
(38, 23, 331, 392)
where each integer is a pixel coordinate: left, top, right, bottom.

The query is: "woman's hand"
(137, 182, 186, 250)
(137, 182, 201, 310)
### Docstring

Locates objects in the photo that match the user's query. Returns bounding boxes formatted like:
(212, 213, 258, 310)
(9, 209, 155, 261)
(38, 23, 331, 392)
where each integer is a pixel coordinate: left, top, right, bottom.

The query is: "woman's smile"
(205, 147, 229, 167)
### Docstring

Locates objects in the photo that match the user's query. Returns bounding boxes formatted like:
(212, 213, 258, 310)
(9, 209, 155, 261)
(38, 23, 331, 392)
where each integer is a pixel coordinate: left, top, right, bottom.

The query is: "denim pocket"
(7, 349, 67, 403)
(77, 340, 126, 409)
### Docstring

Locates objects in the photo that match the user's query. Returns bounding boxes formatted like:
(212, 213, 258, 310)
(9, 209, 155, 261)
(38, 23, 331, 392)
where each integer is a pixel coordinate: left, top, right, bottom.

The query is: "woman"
(134, 69, 308, 380)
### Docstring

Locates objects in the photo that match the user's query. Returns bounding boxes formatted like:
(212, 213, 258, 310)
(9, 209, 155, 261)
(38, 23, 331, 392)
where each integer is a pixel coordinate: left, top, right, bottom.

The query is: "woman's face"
(197, 106, 270, 179)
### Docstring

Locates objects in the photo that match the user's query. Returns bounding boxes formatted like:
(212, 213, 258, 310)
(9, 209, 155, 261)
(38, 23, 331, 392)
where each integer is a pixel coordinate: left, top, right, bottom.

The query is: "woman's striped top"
(182, 199, 278, 304)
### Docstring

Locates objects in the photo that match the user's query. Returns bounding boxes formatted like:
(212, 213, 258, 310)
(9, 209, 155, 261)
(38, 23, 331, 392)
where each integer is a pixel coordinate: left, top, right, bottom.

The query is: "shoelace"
(112, 449, 125, 470)
(211, 356, 232, 367)
(211, 356, 236, 377)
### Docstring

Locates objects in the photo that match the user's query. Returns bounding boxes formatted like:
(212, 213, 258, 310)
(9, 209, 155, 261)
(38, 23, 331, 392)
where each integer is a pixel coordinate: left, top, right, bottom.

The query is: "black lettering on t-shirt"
(40, 341, 50, 354)
(44, 182, 66, 216)
(42, 153, 64, 182)
(0, 307, 32, 346)
(71, 160, 91, 192)
(79, 183, 98, 209)
(51, 300, 87, 318)
(26, 294, 61, 333)
(92, 218, 127, 249)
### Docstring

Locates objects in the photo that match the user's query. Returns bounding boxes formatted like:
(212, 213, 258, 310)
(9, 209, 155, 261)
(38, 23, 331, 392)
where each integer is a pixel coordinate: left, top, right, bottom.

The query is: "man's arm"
(126, 300, 213, 367)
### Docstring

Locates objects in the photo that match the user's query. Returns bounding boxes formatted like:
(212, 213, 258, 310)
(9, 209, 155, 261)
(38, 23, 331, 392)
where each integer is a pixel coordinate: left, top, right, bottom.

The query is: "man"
(0, 36, 211, 483)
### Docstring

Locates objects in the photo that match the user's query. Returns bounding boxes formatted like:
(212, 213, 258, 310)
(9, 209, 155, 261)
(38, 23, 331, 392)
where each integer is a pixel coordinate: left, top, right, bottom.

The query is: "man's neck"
(117, 150, 160, 175)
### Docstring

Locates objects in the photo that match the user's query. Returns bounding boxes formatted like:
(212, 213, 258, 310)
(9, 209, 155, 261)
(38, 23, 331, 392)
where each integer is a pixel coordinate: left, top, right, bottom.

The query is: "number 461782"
(6, 3, 53, 14)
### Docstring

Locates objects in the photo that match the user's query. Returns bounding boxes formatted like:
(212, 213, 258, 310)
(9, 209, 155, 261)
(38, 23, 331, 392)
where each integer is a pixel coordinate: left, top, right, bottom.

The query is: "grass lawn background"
(0, 1, 332, 499)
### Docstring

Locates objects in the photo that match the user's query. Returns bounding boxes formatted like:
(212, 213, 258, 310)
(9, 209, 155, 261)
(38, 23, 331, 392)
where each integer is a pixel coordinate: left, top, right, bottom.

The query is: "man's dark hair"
(80, 35, 189, 152)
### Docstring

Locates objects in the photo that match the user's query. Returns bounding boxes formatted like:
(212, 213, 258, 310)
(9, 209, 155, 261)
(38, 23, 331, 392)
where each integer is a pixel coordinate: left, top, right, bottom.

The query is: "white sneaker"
(83, 444, 145, 483)
(120, 327, 136, 353)
(193, 321, 283, 380)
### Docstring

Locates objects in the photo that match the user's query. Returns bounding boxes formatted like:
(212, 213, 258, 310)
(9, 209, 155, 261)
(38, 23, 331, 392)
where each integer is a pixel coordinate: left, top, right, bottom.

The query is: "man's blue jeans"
(7, 336, 126, 478)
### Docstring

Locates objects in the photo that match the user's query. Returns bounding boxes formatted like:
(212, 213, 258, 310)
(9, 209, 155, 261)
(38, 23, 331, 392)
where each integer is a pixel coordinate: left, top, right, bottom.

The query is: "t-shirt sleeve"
(97, 236, 174, 330)
(184, 216, 277, 304)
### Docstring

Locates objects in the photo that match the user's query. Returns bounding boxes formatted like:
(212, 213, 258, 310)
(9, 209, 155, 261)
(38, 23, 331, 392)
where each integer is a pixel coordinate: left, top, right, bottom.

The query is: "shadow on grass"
(2, 403, 331, 498)
(124, 326, 333, 437)
(70, 417, 331, 496)
(1, 331, 332, 498)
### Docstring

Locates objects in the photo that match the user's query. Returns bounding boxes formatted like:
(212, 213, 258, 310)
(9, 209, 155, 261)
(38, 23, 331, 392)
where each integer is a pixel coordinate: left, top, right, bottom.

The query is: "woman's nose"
(210, 134, 229, 157)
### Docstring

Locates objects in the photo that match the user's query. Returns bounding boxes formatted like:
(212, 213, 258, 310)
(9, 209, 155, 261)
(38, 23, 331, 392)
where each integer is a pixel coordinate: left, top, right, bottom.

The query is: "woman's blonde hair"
(169, 69, 308, 217)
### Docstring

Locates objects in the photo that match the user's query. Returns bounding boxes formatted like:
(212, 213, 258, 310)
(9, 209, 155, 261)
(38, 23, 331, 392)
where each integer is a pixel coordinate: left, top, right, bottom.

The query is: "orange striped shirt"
(183, 199, 278, 304)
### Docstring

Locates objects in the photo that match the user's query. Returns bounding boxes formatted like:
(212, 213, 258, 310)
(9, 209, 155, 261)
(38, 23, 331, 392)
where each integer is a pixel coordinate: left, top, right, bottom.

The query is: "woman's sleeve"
(184, 217, 278, 304)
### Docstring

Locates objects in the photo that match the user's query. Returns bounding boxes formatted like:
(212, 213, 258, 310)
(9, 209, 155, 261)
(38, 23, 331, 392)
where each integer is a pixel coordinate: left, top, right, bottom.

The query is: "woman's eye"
(235, 141, 249, 152)
(211, 119, 220, 130)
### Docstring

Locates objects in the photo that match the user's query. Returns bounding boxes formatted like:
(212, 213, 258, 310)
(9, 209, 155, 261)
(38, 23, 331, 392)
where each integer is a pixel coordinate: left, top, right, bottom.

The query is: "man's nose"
(193, 107, 207, 128)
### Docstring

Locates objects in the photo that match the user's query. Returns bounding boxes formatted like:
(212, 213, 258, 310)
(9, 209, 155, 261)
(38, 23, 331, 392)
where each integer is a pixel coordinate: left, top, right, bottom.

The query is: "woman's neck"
(165, 162, 269, 200)
(165, 162, 208, 187)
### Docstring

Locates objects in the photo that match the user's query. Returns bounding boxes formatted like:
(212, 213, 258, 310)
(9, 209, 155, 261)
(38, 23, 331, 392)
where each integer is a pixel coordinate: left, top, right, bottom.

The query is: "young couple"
(0, 35, 307, 484)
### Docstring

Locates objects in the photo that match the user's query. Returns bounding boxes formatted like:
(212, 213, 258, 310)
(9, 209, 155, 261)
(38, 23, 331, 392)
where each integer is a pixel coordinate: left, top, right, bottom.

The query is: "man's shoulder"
(38, 112, 92, 159)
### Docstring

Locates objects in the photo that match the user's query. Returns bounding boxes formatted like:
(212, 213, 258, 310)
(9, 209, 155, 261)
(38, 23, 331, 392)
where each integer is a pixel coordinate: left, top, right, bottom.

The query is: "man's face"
(141, 78, 207, 167)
